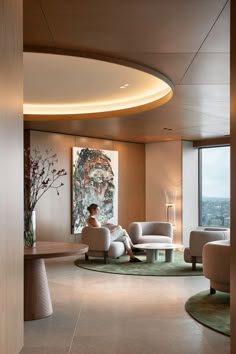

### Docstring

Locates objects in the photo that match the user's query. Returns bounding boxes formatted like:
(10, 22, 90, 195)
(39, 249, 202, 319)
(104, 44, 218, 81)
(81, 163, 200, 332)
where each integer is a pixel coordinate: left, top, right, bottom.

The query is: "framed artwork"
(72, 147, 118, 233)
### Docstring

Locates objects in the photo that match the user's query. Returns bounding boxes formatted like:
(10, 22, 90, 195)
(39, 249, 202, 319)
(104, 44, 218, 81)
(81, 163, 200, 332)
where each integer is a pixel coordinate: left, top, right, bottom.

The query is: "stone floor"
(20, 255, 230, 354)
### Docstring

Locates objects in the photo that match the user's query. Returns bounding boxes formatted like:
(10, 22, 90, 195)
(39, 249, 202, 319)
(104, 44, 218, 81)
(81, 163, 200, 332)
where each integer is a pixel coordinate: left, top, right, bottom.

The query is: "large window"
(199, 146, 230, 227)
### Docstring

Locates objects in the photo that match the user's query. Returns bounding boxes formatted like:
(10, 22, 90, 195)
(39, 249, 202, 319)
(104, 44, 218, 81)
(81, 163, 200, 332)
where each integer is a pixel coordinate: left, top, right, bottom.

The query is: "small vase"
(24, 210, 36, 248)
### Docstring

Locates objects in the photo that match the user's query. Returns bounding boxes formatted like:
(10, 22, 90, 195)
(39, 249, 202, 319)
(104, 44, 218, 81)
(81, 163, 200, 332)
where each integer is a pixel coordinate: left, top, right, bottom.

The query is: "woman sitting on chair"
(87, 203, 141, 262)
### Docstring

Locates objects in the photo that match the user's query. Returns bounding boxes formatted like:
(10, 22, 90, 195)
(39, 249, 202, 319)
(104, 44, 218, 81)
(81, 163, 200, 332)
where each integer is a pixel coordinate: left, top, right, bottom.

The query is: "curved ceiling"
(24, 52, 173, 119)
(23, 0, 230, 143)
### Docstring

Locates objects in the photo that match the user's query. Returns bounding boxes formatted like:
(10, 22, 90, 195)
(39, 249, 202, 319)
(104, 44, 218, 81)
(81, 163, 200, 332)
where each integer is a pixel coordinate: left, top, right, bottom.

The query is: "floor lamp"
(166, 203, 176, 226)
(165, 190, 176, 227)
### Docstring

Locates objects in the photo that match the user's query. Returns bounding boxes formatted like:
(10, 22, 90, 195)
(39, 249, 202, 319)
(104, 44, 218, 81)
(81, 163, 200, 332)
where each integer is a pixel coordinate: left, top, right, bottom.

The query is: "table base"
(24, 259, 53, 321)
(146, 248, 174, 263)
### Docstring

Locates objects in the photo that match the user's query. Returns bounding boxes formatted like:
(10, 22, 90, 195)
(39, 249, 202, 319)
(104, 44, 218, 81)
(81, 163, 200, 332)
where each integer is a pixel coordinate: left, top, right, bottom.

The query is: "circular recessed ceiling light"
(23, 52, 174, 120)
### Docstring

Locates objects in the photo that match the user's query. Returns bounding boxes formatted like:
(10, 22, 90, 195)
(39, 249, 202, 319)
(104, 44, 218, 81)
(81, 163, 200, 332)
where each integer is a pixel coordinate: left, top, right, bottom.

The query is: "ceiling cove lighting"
(23, 52, 174, 120)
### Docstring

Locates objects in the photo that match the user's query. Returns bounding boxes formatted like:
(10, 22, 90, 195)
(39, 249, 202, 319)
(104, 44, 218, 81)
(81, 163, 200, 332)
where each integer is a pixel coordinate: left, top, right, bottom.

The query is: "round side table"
(24, 241, 88, 321)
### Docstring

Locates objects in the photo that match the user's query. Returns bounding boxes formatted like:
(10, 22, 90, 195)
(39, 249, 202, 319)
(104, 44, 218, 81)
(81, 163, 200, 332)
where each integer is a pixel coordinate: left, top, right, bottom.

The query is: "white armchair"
(184, 228, 230, 270)
(81, 226, 126, 264)
(128, 221, 173, 245)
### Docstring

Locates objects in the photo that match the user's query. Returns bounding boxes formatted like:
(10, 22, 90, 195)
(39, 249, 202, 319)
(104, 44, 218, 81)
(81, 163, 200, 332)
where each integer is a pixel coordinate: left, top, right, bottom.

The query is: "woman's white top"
(87, 216, 101, 227)
(86, 217, 126, 241)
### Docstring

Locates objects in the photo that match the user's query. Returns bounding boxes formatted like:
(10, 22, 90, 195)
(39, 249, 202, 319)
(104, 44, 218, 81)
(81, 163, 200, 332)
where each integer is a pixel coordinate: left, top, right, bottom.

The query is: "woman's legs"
(110, 227, 141, 262)
(114, 233, 139, 260)
(122, 229, 134, 247)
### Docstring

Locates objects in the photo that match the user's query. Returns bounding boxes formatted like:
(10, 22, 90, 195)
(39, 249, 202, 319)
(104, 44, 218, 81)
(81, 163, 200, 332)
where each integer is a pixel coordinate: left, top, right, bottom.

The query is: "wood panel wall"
(0, 0, 23, 353)
(145, 141, 182, 244)
(28, 130, 145, 242)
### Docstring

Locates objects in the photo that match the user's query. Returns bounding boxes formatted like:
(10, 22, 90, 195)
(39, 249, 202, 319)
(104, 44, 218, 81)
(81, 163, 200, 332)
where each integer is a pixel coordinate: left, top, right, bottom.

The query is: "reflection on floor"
(20, 255, 230, 354)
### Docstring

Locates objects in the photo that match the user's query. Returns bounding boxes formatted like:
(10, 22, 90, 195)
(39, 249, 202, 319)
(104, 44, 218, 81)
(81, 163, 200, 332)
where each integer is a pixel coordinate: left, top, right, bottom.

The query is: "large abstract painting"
(72, 147, 118, 233)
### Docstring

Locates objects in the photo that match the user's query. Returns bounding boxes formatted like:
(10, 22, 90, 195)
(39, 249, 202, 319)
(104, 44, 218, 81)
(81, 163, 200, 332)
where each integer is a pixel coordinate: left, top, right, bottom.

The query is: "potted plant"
(24, 147, 67, 247)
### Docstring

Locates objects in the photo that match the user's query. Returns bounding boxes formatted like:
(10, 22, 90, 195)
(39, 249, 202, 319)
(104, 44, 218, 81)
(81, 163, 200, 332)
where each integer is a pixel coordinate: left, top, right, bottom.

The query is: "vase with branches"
(24, 147, 67, 247)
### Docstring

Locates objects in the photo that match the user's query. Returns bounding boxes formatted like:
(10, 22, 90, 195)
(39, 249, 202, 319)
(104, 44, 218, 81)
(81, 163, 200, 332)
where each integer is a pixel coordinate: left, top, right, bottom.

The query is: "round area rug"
(74, 251, 203, 276)
(185, 290, 230, 336)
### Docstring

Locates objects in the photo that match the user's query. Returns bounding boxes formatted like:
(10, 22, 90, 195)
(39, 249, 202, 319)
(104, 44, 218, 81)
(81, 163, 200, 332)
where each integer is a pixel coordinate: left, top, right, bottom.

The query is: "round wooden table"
(24, 241, 88, 321)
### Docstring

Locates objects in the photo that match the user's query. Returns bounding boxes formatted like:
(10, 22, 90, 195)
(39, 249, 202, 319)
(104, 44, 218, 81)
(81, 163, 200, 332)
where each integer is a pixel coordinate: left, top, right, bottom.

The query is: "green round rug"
(185, 290, 230, 336)
(75, 251, 203, 276)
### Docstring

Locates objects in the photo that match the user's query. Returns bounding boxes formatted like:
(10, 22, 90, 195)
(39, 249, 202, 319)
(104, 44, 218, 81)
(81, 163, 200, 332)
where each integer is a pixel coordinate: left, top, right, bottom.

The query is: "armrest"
(128, 222, 142, 244)
(81, 226, 111, 251)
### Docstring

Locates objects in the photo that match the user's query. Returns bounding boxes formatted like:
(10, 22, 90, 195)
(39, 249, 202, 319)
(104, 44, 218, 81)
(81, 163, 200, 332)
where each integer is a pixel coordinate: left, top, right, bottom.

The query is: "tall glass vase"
(24, 210, 36, 248)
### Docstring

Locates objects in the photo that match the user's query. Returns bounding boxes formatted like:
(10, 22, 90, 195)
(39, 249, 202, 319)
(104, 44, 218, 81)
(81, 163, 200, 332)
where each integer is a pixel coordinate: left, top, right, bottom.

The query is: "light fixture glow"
(23, 52, 174, 119)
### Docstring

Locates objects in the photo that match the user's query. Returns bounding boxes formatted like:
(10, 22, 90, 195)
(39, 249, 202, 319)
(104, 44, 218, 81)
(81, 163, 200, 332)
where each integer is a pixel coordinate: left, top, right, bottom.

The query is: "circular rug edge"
(185, 290, 230, 336)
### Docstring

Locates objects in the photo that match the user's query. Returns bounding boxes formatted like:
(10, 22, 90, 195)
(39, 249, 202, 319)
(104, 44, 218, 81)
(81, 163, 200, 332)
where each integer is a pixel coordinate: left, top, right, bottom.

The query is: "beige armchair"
(203, 240, 230, 294)
(184, 228, 230, 270)
(81, 226, 126, 264)
(128, 221, 173, 245)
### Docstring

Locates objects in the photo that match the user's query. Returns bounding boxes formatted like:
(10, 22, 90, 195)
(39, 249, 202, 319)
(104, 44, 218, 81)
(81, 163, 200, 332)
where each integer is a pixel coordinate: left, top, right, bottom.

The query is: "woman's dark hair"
(87, 203, 99, 213)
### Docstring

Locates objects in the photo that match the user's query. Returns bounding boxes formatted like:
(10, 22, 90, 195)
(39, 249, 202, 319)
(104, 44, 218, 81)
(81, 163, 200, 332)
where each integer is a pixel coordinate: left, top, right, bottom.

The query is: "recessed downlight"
(120, 83, 131, 89)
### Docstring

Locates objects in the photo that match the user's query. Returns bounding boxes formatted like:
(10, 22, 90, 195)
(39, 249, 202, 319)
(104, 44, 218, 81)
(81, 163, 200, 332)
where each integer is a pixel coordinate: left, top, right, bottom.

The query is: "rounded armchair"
(184, 228, 230, 270)
(81, 226, 126, 264)
(203, 239, 230, 294)
(128, 221, 173, 245)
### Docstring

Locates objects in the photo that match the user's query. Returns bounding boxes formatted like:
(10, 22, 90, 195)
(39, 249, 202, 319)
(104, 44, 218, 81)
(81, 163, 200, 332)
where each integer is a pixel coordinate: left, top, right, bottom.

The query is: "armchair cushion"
(139, 235, 172, 244)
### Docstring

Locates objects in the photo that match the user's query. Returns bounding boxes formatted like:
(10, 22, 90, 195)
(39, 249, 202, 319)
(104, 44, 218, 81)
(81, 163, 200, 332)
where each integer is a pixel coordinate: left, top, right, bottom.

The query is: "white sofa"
(81, 226, 126, 263)
(184, 228, 230, 270)
(203, 239, 230, 294)
(184, 227, 230, 270)
(128, 221, 173, 245)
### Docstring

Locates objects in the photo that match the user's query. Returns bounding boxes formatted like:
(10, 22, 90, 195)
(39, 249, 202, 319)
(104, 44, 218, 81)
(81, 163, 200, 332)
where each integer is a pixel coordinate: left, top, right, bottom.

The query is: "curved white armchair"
(81, 226, 126, 264)
(128, 221, 173, 245)
(184, 228, 230, 270)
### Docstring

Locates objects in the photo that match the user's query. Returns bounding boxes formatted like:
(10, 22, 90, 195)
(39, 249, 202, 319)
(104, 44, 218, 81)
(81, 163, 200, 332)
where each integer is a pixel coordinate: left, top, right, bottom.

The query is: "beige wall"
(29, 130, 145, 242)
(145, 141, 182, 243)
(0, 0, 23, 353)
(231, 2, 236, 351)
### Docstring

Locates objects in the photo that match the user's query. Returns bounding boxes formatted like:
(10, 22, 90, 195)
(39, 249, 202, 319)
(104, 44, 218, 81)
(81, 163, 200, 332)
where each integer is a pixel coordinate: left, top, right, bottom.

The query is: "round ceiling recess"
(23, 52, 174, 120)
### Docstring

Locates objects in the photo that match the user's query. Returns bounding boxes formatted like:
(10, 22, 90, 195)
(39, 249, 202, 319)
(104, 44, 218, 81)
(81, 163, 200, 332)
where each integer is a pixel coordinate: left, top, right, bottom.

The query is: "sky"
(201, 146, 230, 199)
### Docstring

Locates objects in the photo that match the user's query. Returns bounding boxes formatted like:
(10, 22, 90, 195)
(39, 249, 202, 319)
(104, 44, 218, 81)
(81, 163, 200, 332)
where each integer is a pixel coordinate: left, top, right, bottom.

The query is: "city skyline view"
(200, 146, 230, 227)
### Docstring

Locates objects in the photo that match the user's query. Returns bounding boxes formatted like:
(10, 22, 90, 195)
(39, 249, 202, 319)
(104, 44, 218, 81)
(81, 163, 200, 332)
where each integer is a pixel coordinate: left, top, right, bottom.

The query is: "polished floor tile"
(20, 256, 230, 354)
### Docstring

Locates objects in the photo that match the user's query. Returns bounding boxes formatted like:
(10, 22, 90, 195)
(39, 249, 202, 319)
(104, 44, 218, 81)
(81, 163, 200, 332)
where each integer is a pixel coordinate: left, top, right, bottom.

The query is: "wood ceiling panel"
(118, 53, 195, 85)
(181, 53, 229, 84)
(175, 123, 229, 139)
(169, 101, 229, 120)
(23, 0, 54, 46)
(200, 1, 230, 53)
(24, 90, 230, 143)
(25, 0, 227, 53)
(171, 84, 229, 103)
